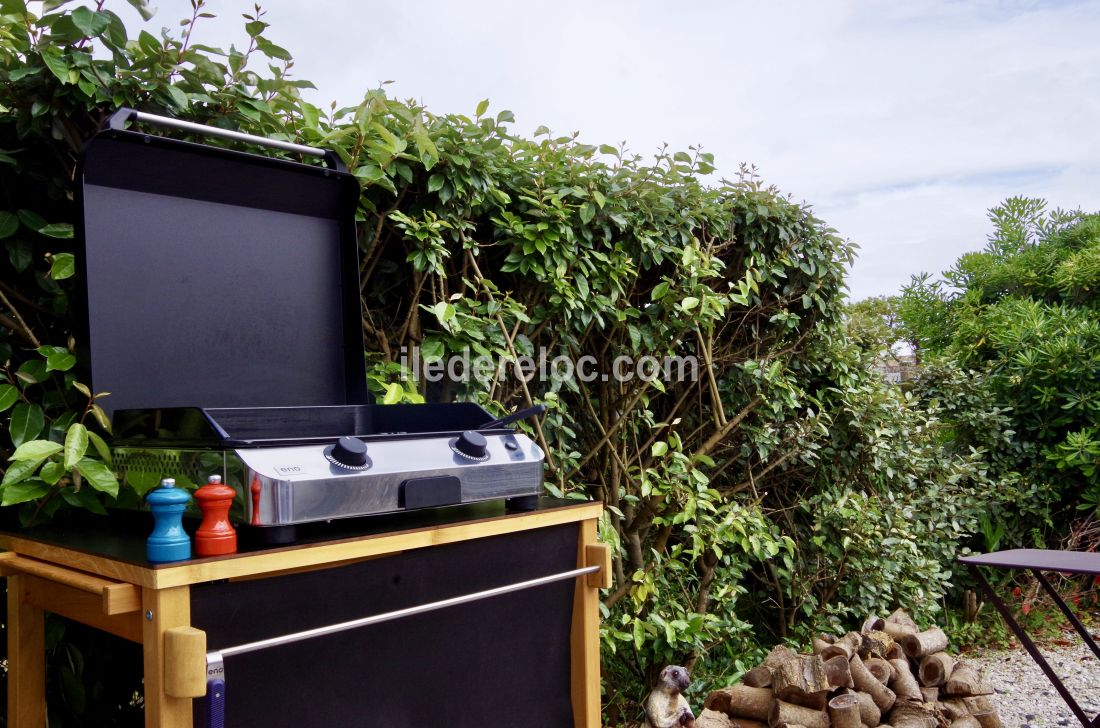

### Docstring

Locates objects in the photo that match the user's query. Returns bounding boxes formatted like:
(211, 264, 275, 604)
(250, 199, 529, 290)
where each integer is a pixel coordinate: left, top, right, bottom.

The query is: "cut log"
(949, 718, 981, 728)
(881, 621, 918, 640)
(701, 710, 768, 728)
(886, 608, 919, 629)
(887, 658, 923, 704)
(865, 658, 892, 684)
(945, 663, 992, 697)
(854, 691, 882, 727)
(862, 616, 886, 633)
(768, 700, 829, 728)
(918, 687, 938, 704)
(697, 709, 734, 728)
(812, 636, 833, 655)
(882, 608, 918, 640)
(851, 654, 897, 712)
(729, 719, 769, 728)
(821, 632, 861, 661)
(744, 665, 773, 688)
(970, 711, 1004, 728)
(888, 703, 937, 728)
(885, 641, 905, 660)
(764, 645, 800, 670)
(940, 699, 969, 720)
(828, 693, 862, 728)
(705, 685, 773, 721)
(772, 654, 830, 710)
(861, 631, 897, 660)
(823, 655, 854, 689)
(918, 652, 955, 687)
(961, 695, 994, 717)
(900, 628, 948, 659)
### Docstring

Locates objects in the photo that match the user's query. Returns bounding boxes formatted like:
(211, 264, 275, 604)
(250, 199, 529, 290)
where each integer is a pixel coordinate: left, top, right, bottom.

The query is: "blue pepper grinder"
(147, 478, 192, 563)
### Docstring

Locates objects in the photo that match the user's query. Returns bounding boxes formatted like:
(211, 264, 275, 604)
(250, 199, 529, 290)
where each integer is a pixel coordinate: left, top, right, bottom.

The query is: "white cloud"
(142, 0, 1100, 298)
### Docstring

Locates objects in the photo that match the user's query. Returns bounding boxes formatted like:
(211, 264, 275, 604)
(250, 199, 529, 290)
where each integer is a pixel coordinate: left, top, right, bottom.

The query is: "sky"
(137, 0, 1100, 300)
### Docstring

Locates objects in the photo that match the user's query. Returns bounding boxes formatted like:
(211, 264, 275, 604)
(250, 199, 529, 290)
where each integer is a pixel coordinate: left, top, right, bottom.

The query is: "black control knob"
(330, 436, 368, 467)
(453, 430, 488, 460)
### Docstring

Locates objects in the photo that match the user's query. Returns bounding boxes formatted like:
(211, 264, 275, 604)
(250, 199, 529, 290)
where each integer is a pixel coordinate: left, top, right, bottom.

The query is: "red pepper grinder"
(194, 475, 237, 557)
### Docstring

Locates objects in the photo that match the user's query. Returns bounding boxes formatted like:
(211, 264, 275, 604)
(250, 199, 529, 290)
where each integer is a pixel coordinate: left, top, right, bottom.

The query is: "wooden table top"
(0, 498, 602, 590)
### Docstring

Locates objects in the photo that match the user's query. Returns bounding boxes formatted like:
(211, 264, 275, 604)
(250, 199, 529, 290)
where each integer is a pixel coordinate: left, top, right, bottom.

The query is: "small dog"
(644, 665, 695, 728)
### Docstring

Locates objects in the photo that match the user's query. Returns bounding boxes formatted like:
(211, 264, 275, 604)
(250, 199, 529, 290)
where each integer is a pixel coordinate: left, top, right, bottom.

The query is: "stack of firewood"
(697, 609, 1002, 728)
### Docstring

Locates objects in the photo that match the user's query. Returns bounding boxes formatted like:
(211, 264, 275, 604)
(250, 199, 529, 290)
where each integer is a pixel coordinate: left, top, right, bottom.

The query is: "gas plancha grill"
(77, 109, 545, 543)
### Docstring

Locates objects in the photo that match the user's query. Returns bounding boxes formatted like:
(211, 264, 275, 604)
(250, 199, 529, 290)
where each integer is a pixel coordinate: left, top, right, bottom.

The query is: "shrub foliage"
(900, 199, 1100, 549)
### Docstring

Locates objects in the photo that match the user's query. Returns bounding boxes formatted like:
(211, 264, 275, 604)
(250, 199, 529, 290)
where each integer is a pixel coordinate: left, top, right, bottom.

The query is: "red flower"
(1013, 586, 1023, 597)
(1022, 603, 1032, 616)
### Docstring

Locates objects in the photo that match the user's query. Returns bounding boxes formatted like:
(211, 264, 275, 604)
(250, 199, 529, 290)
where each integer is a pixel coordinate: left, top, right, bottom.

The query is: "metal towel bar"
(205, 563, 600, 679)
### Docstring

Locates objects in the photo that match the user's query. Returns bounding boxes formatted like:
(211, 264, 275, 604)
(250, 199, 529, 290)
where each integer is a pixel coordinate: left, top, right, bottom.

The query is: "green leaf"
(680, 296, 700, 312)
(51, 252, 75, 280)
(0, 0, 28, 16)
(45, 349, 77, 372)
(575, 274, 589, 299)
(89, 404, 111, 433)
(38, 222, 73, 238)
(496, 110, 515, 124)
(17, 209, 46, 231)
(651, 281, 670, 301)
(87, 431, 112, 465)
(255, 37, 292, 61)
(10, 439, 62, 462)
(75, 458, 118, 497)
(413, 126, 438, 170)
(651, 441, 668, 457)
(71, 6, 109, 36)
(39, 460, 64, 485)
(9, 403, 44, 446)
(137, 30, 160, 55)
(475, 99, 489, 117)
(420, 338, 444, 362)
(579, 203, 595, 225)
(64, 486, 108, 515)
(0, 384, 18, 412)
(382, 382, 403, 405)
(165, 84, 189, 110)
(64, 423, 88, 469)
(0, 211, 17, 239)
(427, 174, 445, 193)
(16, 360, 48, 384)
(1, 458, 39, 487)
(244, 20, 267, 37)
(1, 479, 49, 506)
(7, 238, 32, 271)
(125, 0, 156, 21)
(39, 47, 71, 84)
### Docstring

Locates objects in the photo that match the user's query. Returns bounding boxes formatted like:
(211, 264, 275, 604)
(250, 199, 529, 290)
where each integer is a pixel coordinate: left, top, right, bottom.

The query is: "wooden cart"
(2, 500, 608, 728)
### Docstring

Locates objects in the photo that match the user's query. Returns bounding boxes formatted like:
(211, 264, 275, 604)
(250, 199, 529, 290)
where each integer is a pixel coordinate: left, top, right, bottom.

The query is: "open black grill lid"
(75, 109, 368, 416)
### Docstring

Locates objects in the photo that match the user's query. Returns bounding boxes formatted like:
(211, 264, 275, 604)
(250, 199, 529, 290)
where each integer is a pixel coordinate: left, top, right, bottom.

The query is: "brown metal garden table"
(961, 549, 1100, 728)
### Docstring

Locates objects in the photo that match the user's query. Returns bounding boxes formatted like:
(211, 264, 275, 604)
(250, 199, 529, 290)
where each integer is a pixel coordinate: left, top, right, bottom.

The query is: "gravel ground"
(969, 635, 1099, 727)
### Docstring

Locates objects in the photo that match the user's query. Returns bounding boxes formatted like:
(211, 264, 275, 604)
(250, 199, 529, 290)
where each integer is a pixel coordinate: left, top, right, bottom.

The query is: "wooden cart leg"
(571, 517, 603, 728)
(7, 574, 46, 728)
(142, 585, 193, 728)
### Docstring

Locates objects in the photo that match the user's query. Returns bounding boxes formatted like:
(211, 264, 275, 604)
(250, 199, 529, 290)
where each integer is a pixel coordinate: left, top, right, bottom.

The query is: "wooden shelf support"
(0, 552, 141, 615)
